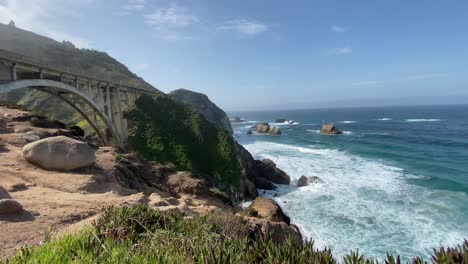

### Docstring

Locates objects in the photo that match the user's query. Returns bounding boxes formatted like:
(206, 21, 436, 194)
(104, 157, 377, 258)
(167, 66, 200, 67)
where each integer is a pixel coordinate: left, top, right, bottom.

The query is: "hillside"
(0, 22, 158, 93)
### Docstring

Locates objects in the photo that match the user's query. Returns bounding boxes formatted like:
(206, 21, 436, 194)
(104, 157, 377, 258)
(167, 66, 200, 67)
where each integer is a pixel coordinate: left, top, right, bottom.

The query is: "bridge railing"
(0, 49, 157, 94)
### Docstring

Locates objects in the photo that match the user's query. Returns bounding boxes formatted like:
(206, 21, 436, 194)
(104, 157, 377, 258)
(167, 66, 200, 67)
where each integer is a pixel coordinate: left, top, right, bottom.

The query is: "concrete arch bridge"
(0, 49, 157, 146)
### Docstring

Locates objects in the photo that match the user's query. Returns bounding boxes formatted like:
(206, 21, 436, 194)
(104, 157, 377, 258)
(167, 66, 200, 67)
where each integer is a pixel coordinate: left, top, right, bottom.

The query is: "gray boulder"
(169, 89, 233, 134)
(22, 136, 96, 171)
(0, 199, 23, 214)
(320, 123, 342, 135)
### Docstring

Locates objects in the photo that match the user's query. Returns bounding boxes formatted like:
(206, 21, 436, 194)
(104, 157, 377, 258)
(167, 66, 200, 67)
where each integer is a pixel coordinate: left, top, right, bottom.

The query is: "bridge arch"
(0, 79, 122, 146)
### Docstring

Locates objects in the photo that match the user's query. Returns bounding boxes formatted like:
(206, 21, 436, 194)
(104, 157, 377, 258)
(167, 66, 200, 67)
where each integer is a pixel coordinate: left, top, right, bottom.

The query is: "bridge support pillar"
(9, 63, 17, 81)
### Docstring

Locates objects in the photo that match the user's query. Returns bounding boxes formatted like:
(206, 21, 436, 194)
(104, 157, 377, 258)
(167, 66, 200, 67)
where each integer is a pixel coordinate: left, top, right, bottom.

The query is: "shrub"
(127, 95, 241, 191)
(4, 206, 468, 264)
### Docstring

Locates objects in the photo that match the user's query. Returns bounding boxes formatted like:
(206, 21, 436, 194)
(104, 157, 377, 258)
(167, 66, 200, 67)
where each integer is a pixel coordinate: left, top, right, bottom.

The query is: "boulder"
(269, 127, 282, 135)
(0, 199, 23, 214)
(22, 136, 96, 171)
(245, 216, 303, 246)
(246, 130, 253, 135)
(249, 197, 291, 224)
(297, 176, 308, 187)
(255, 159, 290, 185)
(255, 123, 270, 133)
(320, 123, 342, 135)
(298, 176, 323, 187)
(22, 132, 40, 143)
(0, 186, 11, 199)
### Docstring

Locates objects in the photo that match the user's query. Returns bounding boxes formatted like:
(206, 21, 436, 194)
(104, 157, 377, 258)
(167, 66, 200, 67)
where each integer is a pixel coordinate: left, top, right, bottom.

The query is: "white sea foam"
(242, 141, 468, 260)
(339, 120, 357, 124)
(405, 119, 441, 122)
(377, 118, 392, 121)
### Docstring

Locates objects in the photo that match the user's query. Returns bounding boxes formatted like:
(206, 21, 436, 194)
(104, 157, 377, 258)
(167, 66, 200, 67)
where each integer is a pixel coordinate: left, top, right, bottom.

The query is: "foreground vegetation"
(4, 206, 467, 263)
(127, 95, 241, 191)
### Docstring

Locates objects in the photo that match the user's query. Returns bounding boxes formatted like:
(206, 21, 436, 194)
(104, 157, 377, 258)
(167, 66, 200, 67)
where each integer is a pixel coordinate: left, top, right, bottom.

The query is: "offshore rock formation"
(169, 89, 233, 134)
(254, 123, 282, 135)
(320, 123, 342, 135)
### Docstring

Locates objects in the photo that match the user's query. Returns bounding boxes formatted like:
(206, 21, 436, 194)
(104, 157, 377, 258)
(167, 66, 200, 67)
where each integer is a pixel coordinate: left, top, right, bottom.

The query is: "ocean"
(230, 104, 468, 261)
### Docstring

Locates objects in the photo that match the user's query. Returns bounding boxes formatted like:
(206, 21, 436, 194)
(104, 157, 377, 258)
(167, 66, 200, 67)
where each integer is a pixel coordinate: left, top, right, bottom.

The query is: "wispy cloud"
(352, 73, 450, 86)
(144, 6, 198, 30)
(331, 25, 348, 33)
(0, 0, 93, 48)
(218, 19, 268, 35)
(328, 47, 352, 55)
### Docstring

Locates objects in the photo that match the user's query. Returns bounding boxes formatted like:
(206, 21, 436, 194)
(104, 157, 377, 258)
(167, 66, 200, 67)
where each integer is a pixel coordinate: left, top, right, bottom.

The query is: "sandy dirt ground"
(0, 106, 226, 259)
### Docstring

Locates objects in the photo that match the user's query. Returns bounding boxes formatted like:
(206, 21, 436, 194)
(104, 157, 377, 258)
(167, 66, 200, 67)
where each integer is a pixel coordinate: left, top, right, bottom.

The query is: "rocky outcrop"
(243, 197, 302, 245)
(164, 172, 210, 197)
(22, 136, 96, 171)
(320, 123, 342, 135)
(169, 89, 233, 134)
(236, 144, 291, 190)
(249, 197, 291, 224)
(255, 159, 290, 185)
(275, 119, 286, 123)
(254, 123, 282, 135)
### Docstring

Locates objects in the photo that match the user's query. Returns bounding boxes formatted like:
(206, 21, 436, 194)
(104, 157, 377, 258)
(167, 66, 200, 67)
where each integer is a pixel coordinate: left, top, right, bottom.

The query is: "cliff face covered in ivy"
(127, 94, 242, 196)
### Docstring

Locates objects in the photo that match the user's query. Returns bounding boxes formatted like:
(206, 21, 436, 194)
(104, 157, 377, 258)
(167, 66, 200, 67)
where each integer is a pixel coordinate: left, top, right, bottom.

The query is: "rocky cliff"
(169, 89, 233, 134)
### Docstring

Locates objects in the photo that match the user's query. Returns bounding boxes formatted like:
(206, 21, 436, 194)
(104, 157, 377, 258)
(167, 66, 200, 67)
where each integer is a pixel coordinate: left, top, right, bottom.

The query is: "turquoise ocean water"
(230, 105, 468, 261)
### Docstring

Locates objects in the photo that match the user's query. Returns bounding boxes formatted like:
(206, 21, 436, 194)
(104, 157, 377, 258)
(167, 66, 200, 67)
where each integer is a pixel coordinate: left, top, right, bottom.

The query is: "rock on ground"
(0, 199, 23, 214)
(22, 136, 96, 171)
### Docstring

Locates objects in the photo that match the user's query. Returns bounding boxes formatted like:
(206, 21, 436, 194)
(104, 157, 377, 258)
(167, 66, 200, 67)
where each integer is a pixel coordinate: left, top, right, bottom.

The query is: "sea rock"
(275, 118, 286, 123)
(297, 176, 323, 187)
(169, 89, 233, 134)
(255, 123, 270, 133)
(255, 159, 290, 185)
(230, 116, 245, 123)
(249, 197, 291, 224)
(22, 136, 96, 171)
(297, 176, 308, 187)
(246, 130, 253, 135)
(320, 123, 342, 135)
(0, 199, 23, 214)
(269, 127, 282, 135)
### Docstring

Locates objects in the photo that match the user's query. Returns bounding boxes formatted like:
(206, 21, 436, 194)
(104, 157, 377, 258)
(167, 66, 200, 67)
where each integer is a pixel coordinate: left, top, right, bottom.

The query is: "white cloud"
(218, 19, 268, 35)
(331, 25, 348, 33)
(0, 0, 93, 48)
(328, 47, 352, 55)
(144, 6, 198, 29)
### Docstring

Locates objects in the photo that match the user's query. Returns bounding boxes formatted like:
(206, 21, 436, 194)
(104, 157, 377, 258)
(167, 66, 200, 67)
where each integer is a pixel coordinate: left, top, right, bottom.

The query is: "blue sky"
(1, 0, 467, 110)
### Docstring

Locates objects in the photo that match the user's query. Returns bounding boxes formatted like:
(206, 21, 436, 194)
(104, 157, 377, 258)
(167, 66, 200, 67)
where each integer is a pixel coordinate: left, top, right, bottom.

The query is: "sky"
(1, 0, 468, 111)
